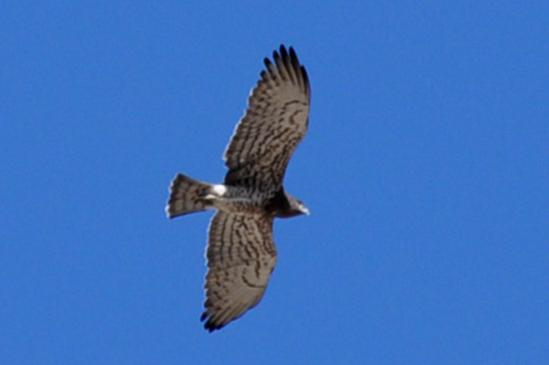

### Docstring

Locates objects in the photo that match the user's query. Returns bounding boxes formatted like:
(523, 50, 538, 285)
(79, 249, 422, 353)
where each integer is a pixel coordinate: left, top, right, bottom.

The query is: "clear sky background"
(2, 1, 547, 364)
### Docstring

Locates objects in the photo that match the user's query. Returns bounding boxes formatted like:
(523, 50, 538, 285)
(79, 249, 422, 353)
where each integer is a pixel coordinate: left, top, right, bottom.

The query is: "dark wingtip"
(289, 46, 296, 58)
(272, 48, 281, 63)
(278, 45, 295, 82)
(279, 45, 289, 60)
(203, 321, 223, 333)
(262, 45, 309, 94)
(301, 65, 310, 95)
(289, 47, 298, 68)
(200, 311, 225, 333)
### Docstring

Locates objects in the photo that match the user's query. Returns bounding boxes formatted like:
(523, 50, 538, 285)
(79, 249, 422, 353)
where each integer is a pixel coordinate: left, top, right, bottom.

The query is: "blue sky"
(1, 1, 547, 364)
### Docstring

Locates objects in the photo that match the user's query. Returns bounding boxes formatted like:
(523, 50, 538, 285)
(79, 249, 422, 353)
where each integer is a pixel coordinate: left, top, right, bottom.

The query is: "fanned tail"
(165, 174, 213, 218)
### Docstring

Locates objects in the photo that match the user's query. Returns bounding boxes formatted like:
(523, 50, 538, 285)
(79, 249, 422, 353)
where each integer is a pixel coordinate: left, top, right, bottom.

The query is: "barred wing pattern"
(224, 46, 310, 193)
(201, 211, 276, 331)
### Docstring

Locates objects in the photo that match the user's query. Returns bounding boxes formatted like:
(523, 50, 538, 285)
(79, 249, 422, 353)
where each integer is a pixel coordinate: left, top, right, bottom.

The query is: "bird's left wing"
(224, 45, 310, 193)
(201, 211, 276, 332)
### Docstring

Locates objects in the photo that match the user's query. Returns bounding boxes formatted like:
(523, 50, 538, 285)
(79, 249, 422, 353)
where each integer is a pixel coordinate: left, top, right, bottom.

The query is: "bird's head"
(293, 198, 310, 216)
(280, 194, 309, 218)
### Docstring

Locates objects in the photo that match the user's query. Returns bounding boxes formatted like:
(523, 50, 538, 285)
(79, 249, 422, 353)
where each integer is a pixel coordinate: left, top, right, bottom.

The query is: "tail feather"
(166, 174, 213, 218)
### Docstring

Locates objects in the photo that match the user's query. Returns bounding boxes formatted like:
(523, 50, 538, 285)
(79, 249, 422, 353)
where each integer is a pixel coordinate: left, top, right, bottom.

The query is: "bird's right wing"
(223, 45, 310, 193)
(201, 211, 276, 332)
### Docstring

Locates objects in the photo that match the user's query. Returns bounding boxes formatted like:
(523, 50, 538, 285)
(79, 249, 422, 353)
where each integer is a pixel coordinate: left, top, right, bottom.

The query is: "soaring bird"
(166, 45, 310, 332)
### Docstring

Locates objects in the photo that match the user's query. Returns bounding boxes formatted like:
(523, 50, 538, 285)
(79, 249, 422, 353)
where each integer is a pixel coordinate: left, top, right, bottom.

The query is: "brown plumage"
(166, 45, 310, 332)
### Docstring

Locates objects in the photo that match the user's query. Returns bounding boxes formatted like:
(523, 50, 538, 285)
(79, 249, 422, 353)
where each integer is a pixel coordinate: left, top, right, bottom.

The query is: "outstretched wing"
(224, 45, 310, 193)
(201, 211, 276, 332)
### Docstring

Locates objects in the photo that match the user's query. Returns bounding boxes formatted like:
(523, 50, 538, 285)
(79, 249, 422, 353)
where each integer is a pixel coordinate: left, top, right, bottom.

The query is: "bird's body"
(208, 184, 266, 214)
(166, 45, 310, 332)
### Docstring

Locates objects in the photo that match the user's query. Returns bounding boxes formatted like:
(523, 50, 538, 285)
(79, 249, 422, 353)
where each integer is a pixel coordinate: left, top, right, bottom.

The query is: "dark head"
(277, 193, 309, 218)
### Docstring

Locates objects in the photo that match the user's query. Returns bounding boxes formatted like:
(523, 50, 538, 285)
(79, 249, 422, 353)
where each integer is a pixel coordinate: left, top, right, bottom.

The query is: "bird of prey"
(166, 45, 310, 332)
